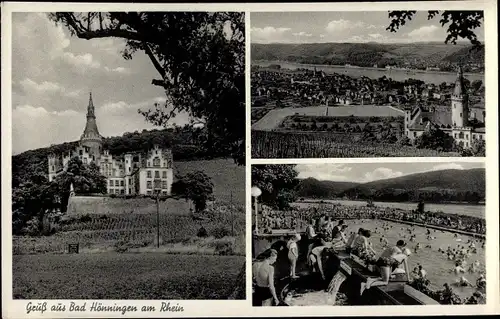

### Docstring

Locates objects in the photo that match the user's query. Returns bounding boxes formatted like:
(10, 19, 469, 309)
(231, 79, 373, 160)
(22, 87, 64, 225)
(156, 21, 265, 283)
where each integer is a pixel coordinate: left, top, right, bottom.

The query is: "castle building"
(48, 93, 174, 196)
(404, 67, 485, 148)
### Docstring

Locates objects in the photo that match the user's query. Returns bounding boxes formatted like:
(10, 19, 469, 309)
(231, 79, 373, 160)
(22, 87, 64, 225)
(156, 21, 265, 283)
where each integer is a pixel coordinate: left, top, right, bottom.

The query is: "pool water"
(338, 219, 485, 300)
(286, 290, 348, 306)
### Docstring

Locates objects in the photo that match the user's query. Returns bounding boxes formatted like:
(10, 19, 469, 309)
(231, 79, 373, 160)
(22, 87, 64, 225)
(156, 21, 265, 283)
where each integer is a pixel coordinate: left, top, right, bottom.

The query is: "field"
(251, 130, 460, 158)
(13, 253, 244, 299)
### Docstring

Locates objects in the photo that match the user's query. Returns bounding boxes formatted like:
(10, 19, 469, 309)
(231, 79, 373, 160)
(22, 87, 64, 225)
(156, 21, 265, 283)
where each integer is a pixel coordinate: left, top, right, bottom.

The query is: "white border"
(2, 1, 499, 318)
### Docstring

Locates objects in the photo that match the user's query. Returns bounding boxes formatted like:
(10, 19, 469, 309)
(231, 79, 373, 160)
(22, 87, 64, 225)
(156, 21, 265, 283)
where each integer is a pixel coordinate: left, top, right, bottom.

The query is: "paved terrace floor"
(252, 105, 405, 131)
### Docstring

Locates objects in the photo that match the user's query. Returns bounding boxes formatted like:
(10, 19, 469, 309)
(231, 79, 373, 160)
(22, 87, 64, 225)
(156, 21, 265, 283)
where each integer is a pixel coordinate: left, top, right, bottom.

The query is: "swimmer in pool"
(453, 262, 466, 275)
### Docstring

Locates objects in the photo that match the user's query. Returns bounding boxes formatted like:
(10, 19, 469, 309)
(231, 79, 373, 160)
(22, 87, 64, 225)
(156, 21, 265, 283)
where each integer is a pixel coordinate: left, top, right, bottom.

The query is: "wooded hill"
(295, 168, 485, 203)
(251, 42, 484, 69)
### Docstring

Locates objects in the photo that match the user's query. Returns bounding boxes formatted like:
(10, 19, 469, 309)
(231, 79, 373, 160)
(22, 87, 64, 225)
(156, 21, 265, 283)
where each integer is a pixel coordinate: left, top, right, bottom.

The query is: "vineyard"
(251, 130, 460, 158)
(13, 200, 245, 255)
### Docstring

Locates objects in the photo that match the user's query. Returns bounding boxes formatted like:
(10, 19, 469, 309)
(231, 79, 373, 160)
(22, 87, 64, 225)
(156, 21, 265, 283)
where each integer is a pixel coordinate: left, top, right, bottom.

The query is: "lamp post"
(154, 179, 161, 248)
(251, 186, 262, 234)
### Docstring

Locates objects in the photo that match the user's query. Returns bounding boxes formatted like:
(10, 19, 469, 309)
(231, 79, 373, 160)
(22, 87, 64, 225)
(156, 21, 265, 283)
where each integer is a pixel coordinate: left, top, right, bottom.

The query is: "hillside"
(340, 168, 485, 203)
(251, 42, 484, 68)
(295, 178, 359, 198)
(297, 168, 485, 203)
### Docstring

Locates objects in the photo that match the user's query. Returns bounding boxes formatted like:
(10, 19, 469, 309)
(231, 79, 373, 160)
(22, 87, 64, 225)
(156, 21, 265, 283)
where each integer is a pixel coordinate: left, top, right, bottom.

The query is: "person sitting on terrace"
(360, 243, 412, 294)
(351, 229, 377, 260)
(253, 249, 279, 306)
(345, 228, 363, 254)
(331, 224, 349, 249)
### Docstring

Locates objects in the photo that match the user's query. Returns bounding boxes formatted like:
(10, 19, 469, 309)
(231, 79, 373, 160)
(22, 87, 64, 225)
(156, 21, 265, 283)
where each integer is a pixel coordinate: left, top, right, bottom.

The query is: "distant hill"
(251, 43, 484, 68)
(297, 168, 485, 203)
(295, 178, 359, 198)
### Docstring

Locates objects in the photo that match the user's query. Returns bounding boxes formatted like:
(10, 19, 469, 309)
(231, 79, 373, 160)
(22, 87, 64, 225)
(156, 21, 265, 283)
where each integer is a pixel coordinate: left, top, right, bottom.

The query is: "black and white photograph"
(251, 163, 486, 306)
(250, 11, 486, 158)
(10, 11, 246, 300)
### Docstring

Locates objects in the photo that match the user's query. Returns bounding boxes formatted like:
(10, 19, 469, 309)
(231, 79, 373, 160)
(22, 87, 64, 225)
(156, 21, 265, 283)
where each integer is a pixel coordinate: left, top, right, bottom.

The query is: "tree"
(251, 165, 299, 210)
(417, 200, 425, 214)
(387, 11, 484, 47)
(171, 171, 214, 213)
(49, 12, 245, 165)
(53, 157, 107, 211)
(471, 80, 483, 93)
(12, 174, 60, 235)
(461, 139, 485, 157)
(415, 127, 455, 152)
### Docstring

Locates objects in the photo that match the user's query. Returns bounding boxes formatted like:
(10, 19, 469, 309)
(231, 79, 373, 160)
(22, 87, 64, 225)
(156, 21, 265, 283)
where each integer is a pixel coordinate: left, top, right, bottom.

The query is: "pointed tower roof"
(81, 92, 102, 142)
(452, 65, 467, 97)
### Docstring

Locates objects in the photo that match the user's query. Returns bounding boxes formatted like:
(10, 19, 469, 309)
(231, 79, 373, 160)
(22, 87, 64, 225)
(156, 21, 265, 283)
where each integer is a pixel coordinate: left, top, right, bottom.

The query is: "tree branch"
(143, 43, 166, 79)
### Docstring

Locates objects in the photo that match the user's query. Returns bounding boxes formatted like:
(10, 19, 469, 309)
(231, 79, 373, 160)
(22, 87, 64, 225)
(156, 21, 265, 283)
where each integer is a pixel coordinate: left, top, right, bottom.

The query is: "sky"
(11, 13, 192, 155)
(251, 11, 485, 44)
(295, 162, 484, 183)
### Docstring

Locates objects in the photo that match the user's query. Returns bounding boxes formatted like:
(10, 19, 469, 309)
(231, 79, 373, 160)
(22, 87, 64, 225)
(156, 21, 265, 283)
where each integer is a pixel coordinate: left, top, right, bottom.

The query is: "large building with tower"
(48, 93, 174, 196)
(404, 66, 485, 148)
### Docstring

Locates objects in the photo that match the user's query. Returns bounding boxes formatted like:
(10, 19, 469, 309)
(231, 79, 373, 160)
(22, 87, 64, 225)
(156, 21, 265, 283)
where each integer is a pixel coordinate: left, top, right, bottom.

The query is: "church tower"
(80, 92, 103, 162)
(451, 66, 469, 127)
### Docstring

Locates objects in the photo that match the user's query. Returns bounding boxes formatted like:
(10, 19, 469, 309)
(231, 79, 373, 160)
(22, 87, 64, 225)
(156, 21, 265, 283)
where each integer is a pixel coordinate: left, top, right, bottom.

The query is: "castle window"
(460, 113, 462, 118)
(454, 133, 457, 138)
(129, 178, 131, 184)
(109, 180, 113, 186)
(465, 134, 468, 139)
(162, 180, 168, 189)
(128, 167, 131, 173)
(52, 165, 55, 171)
(147, 190, 152, 195)
(466, 142, 469, 147)
(79, 150, 83, 155)
(83, 158, 88, 164)
(147, 170, 152, 178)
(121, 189, 125, 194)
(155, 171, 160, 178)
(115, 180, 120, 187)
(147, 161, 151, 166)
(479, 135, 483, 140)
(162, 171, 167, 178)
(120, 180, 124, 187)
(413, 132, 417, 137)
(459, 132, 464, 139)
(147, 181, 152, 189)
(153, 158, 160, 167)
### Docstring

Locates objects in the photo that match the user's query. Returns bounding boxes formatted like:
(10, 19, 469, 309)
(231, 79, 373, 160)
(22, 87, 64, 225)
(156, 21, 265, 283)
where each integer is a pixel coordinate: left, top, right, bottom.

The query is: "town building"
(404, 67, 485, 148)
(48, 93, 174, 196)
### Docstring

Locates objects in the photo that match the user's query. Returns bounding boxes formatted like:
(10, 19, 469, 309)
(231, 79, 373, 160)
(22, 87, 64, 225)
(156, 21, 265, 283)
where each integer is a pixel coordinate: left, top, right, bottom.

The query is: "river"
(253, 60, 484, 85)
(292, 199, 485, 219)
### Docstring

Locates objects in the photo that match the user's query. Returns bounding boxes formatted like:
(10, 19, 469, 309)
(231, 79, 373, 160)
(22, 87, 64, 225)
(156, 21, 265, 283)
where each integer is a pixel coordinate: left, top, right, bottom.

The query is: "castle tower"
(451, 66, 469, 127)
(80, 92, 103, 162)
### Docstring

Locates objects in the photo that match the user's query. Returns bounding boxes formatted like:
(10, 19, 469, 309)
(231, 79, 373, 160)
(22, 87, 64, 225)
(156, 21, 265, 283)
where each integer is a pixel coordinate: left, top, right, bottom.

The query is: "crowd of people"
(258, 203, 485, 235)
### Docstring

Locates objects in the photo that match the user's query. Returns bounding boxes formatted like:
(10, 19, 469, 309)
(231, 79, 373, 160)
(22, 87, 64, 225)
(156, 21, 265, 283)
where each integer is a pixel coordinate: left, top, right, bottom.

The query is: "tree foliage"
(171, 171, 214, 213)
(48, 12, 245, 165)
(415, 127, 456, 152)
(251, 165, 299, 210)
(387, 11, 484, 47)
(12, 157, 107, 235)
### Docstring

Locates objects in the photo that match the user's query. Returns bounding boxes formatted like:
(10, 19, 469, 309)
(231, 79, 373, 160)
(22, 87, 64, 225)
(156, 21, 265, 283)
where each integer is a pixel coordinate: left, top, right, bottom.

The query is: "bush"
(79, 214, 92, 223)
(197, 226, 208, 238)
(211, 225, 231, 239)
(109, 194, 117, 199)
(213, 240, 234, 256)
